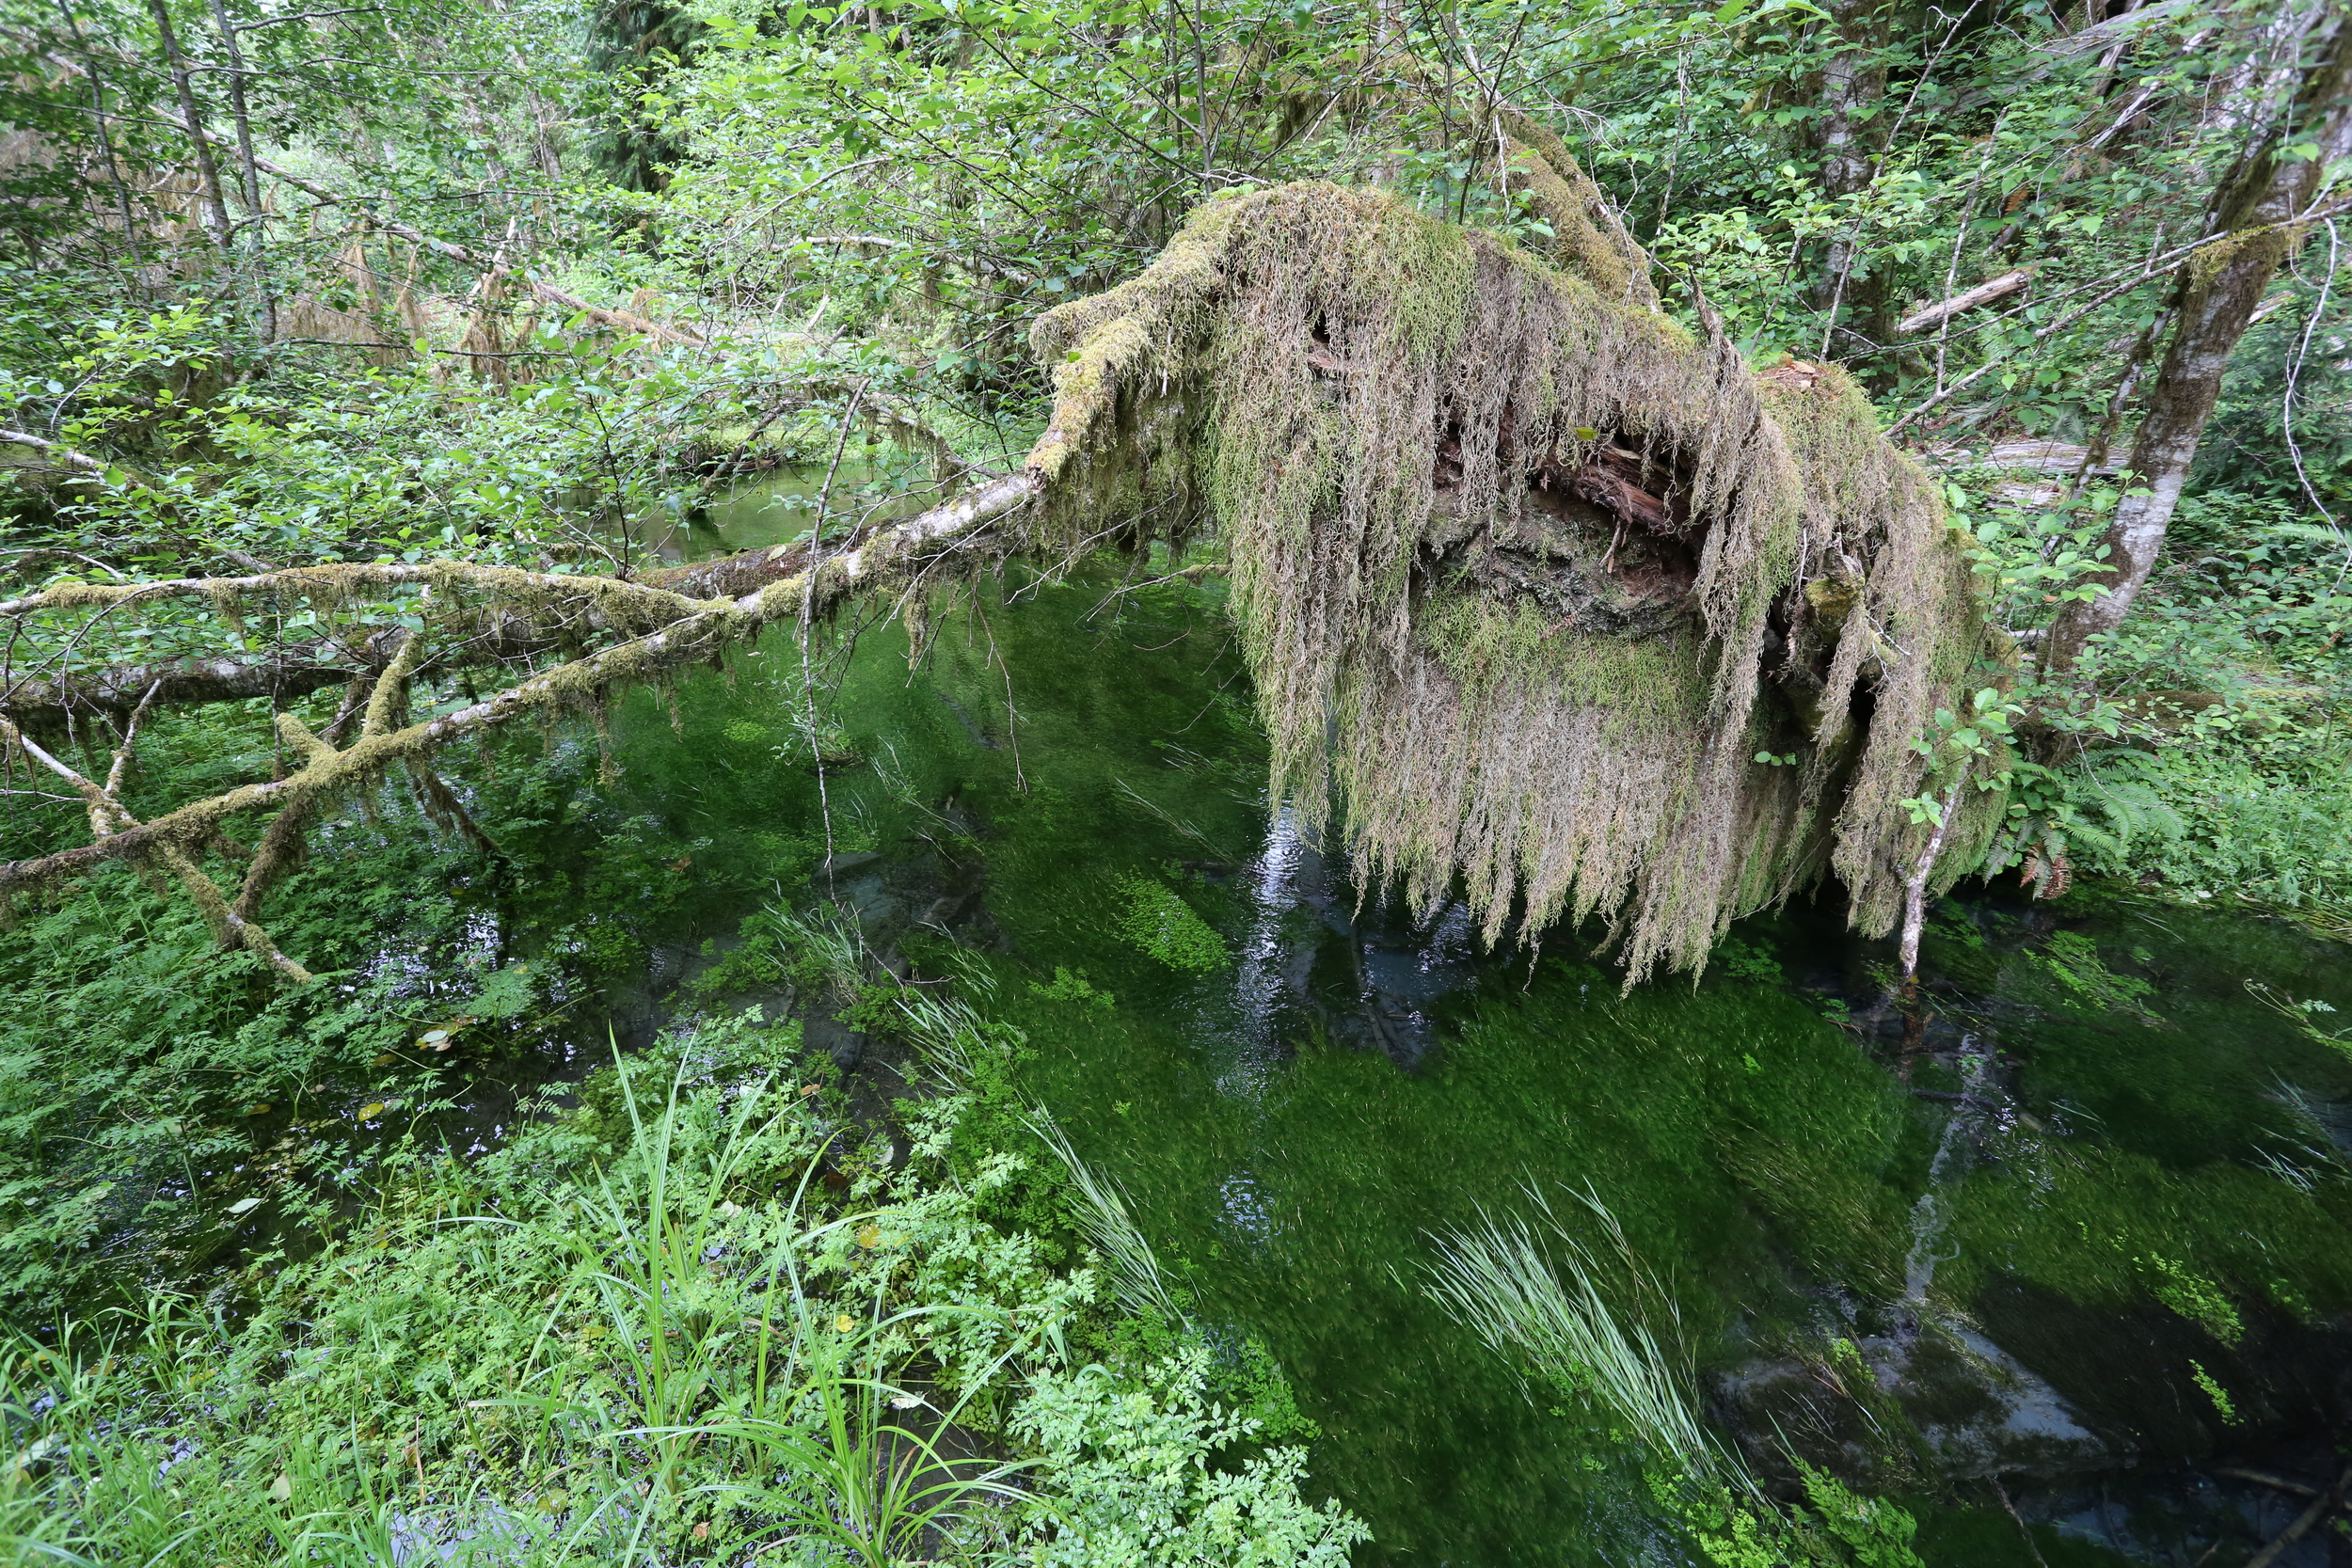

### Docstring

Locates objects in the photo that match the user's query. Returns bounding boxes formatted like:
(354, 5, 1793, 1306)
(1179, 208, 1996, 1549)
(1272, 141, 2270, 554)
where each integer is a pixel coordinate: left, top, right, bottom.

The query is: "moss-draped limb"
(0, 707, 312, 980)
(1027, 172, 2003, 982)
(0, 523, 1023, 727)
(0, 472, 1040, 942)
(10, 134, 2000, 986)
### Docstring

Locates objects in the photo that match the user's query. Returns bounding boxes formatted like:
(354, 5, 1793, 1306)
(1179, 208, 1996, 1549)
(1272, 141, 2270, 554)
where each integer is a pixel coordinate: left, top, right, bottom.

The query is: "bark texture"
(1811, 0, 1891, 360)
(2045, 6, 2352, 673)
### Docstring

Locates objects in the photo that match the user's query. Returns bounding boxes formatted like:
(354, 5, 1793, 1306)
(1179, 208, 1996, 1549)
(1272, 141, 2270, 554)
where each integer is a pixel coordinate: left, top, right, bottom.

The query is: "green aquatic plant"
(1424, 1186, 1728, 1486)
(2248, 980, 2352, 1064)
(1024, 1107, 1185, 1326)
(2137, 1253, 2243, 1344)
(2031, 930, 2161, 1022)
(2188, 1360, 2238, 1425)
(1110, 871, 1230, 974)
(1710, 936, 1786, 985)
(1426, 1186, 1924, 1568)
(1031, 965, 1117, 1010)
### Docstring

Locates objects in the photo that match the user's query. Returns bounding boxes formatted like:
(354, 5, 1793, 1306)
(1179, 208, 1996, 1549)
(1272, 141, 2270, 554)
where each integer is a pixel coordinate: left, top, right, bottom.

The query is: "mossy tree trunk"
(2045, 6, 2352, 675)
(7, 138, 2006, 986)
(1810, 0, 1892, 366)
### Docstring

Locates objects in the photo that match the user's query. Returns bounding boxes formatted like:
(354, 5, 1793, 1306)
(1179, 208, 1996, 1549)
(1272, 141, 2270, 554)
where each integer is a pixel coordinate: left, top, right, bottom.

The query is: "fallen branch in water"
(1, 470, 1041, 954)
(2212, 1466, 2323, 1500)
(2244, 1465, 2352, 1568)
(1, 689, 310, 980)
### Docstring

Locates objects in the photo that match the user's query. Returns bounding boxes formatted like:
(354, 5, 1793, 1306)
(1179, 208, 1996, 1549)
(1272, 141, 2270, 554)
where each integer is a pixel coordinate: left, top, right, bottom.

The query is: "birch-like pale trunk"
(2046, 6, 2352, 674)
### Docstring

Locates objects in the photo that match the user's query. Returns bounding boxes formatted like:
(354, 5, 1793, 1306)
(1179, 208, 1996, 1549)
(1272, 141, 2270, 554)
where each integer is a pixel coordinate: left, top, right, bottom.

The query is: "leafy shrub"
(1014, 1348, 1368, 1566)
(0, 1011, 1367, 1565)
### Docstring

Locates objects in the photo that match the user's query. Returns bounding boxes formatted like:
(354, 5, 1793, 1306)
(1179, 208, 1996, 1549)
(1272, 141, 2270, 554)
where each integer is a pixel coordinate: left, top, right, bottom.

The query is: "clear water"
(532, 481, 2352, 1564)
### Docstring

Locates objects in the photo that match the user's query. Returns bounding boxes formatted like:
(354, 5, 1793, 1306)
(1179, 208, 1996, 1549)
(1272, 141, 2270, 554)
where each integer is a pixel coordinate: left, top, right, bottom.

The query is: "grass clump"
(1426, 1187, 1926, 1568)
(0, 1007, 1366, 1566)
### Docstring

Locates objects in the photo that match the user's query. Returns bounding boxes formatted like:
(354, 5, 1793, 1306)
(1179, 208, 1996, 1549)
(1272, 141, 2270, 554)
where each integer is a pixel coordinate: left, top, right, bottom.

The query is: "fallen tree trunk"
(4, 143, 2004, 986)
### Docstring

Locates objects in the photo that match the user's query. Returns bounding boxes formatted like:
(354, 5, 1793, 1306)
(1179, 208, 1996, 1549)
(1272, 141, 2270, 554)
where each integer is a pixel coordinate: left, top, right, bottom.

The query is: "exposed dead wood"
(2244, 1465, 2352, 1568)
(1897, 267, 2037, 335)
(2212, 1466, 2323, 1499)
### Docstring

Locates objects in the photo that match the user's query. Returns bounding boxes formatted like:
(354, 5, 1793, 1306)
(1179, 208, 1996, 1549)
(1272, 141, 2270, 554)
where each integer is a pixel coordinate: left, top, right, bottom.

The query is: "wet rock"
(1973, 1277, 2352, 1462)
(804, 1015, 866, 1071)
(1716, 1314, 2114, 1492)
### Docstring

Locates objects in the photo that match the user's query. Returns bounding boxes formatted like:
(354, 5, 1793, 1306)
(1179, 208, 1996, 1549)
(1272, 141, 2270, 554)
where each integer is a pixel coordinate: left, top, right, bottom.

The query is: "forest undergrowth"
(0, 825, 1369, 1564)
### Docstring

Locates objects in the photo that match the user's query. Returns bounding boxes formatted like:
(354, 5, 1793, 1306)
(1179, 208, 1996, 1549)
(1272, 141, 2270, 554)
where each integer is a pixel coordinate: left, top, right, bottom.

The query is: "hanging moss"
(7, 141, 2003, 990)
(1029, 170, 2007, 983)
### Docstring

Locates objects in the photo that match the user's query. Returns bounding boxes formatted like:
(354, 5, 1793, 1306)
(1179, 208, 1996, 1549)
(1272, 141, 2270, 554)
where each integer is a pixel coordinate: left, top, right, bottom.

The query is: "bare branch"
(0, 428, 112, 475)
(1896, 267, 2038, 335)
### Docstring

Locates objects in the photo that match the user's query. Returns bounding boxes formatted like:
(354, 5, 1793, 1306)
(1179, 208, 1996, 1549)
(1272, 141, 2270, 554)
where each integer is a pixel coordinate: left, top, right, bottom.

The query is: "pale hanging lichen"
(1029, 171, 2006, 983)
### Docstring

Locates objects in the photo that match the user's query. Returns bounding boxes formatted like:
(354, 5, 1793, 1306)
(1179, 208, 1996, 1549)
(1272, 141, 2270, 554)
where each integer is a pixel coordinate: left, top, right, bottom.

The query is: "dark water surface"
(540, 510, 2352, 1566)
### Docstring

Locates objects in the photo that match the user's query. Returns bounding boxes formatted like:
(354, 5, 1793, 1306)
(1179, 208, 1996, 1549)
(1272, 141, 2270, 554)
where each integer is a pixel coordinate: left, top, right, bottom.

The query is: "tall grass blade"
(1424, 1186, 1753, 1497)
(1023, 1108, 1183, 1324)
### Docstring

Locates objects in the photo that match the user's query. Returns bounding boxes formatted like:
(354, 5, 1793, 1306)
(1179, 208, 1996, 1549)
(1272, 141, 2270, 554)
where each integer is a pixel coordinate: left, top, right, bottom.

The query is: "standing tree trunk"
(206, 0, 275, 341)
(147, 0, 233, 252)
(2045, 5, 2352, 673)
(1812, 0, 1889, 360)
(57, 0, 144, 268)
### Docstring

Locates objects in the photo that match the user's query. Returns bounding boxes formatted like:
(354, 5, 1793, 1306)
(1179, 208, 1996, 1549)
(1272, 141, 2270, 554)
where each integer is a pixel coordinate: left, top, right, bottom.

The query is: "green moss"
(1418, 591, 1708, 720)
(1946, 1140, 2352, 1324)
(1025, 170, 2003, 981)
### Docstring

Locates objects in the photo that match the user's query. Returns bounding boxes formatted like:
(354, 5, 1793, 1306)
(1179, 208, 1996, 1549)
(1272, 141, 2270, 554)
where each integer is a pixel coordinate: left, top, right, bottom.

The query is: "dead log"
(6, 138, 2000, 988)
(1896, 267, 2037, 335)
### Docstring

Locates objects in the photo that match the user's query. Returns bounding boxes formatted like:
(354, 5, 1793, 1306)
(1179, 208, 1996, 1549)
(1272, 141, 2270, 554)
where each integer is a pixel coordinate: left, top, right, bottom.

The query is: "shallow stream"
(425, 488, 2352, 1565)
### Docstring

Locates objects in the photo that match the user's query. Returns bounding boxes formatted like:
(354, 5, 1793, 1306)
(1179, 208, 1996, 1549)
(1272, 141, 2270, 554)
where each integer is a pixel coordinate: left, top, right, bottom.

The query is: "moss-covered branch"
(7, 130, 2002, 986)
(0, 470, 1040, 957)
